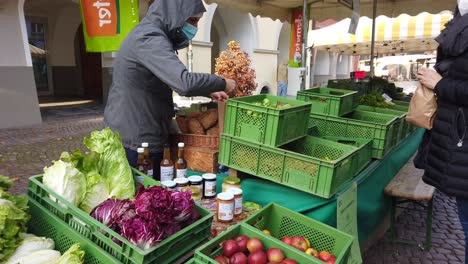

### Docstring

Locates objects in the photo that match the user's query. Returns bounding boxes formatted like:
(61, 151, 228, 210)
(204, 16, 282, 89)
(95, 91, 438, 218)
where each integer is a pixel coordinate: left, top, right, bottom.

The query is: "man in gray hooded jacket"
(104, 0, 236, 179)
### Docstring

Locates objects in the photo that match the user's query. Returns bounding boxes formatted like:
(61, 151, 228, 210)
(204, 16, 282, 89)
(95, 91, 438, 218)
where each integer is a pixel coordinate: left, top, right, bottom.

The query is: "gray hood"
(140, 0, 206, 49)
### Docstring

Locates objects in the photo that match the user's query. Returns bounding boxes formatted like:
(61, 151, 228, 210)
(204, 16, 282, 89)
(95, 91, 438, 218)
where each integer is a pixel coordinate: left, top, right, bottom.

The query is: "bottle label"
(217, 202, 234, 221)
(176, 169, 187, 178)
(204, 181, 216, 197)
(160, 166, 174, 182)
(234, 197, 243, 215)
(147, 169, 153, 177)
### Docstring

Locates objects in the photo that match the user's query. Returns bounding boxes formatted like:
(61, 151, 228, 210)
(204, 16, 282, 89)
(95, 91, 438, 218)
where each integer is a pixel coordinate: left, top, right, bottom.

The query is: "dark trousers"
(125, 148, 163, 181)
(457, 197, 468, 264)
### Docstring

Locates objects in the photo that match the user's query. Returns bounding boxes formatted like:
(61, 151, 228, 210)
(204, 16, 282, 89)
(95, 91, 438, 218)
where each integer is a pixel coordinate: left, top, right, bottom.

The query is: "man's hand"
(210, 91, 229, 102)
(224, 78, 237, 97)
(418, 68, 442, 90)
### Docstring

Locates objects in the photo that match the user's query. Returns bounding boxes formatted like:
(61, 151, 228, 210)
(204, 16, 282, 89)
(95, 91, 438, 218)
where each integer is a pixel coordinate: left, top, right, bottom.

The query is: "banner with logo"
(289, 7, 308, 68)
(79, 0, 139, 52)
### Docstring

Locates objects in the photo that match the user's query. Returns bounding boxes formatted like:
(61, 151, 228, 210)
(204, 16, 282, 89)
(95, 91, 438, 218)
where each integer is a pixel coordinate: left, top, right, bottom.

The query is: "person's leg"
(456, 196, 468, 264)
(150, 152, 164, 181)
(282, 82, 288, 96)
(125, 148, 138, 168)
(277, 82, 283, 96)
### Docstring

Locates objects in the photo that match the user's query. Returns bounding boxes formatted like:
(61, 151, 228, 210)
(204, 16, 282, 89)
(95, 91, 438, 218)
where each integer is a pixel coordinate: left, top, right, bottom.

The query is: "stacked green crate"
(223, 94, 311, 147)
(219, 135, 360, 198)
(296, 87, 358, 116)
(309, 110, 399, 159)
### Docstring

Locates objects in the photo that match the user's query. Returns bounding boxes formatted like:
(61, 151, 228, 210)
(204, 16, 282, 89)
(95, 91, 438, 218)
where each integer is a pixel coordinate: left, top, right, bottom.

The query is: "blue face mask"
(180, 22, 198, 40)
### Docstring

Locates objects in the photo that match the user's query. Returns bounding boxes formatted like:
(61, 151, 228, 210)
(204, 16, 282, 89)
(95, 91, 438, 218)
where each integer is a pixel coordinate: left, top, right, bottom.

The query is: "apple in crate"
(248, 251, 268, 264)
(230, 252, 248, 264)
(291, 236, 308, 252)
(247, 237, 264, 253)
(214, 255, 230, 264)
(281, 236, 293, 245)
(223, 239, 239, 257)
(235, 235, 249, 253)
(319, 251, 336, 263)
(266, 248, 285, 262)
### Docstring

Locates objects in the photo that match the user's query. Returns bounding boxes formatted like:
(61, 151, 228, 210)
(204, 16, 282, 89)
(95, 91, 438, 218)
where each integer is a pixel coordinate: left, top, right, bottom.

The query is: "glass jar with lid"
(161, 180, 176, 189)
(174, 177, 189, 191)
(216, 192, 234, 222)
(222, 177, 241, 192)
(188, 175, 203, 193)
(182, 186, 202, 205)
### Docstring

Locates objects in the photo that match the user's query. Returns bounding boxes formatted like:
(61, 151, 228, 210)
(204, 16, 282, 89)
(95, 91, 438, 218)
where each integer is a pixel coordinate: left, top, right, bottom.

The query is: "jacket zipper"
(457, 107, 466, 147)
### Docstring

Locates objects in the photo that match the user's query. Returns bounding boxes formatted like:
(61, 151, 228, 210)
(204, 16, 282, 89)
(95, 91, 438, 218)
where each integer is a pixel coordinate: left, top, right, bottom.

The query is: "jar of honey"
(216, 192, 234, 222)
(222, 177, 241, 192)
(227, 187, 243, 216)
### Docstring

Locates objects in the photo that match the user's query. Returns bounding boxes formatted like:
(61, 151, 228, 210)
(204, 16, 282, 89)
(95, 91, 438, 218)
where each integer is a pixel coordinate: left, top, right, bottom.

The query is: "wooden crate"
(171, 146, 219, 173)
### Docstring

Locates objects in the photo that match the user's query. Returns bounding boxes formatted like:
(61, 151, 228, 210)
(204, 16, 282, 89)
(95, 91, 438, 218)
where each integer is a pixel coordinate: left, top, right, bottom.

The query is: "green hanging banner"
(79, 0, 139, 52)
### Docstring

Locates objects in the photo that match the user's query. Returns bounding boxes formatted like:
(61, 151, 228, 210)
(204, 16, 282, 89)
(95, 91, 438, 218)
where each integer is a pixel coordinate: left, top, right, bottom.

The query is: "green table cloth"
(189, 128, 424, 244)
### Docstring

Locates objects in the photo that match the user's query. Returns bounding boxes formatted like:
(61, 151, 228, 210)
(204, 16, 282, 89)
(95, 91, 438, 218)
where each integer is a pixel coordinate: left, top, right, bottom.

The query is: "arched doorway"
(76, 24, 103, 102)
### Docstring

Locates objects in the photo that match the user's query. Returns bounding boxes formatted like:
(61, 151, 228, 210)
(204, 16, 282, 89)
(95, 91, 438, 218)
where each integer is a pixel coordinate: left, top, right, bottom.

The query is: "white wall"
(215, 8, 255, 55)
(252, 52, 278, 94)
(50, 6, 81, 66)
(1, 0, 31, 66)
(277, 22, 291, 64)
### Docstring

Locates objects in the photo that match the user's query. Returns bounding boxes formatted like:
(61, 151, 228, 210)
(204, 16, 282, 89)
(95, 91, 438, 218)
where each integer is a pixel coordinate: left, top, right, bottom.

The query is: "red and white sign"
(289, 8, 304, 67)
(81, 0, 118, 37)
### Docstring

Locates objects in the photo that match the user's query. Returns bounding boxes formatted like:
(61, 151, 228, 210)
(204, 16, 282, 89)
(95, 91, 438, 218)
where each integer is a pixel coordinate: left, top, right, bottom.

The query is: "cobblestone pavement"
(0, 104, 464, 263)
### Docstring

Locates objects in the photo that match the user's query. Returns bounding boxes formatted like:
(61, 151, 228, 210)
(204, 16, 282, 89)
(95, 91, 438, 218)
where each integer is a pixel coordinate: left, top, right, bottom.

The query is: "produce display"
(0, 176, 85, 264)
(276, 234, 336, 263)
(215, 235, 299, 264)
(244, 98, 293, 118)
(42, 128, 135, 213)
(215, 41, 257, 97)
(90, 184, 200, 250)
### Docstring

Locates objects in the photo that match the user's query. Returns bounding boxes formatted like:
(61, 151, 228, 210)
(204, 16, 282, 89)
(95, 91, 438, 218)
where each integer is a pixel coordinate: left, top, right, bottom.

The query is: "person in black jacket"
(418, 2, 468, 262)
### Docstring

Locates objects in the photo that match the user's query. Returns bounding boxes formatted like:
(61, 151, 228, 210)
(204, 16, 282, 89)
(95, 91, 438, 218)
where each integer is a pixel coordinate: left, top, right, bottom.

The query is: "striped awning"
(309, 12, 453, 55)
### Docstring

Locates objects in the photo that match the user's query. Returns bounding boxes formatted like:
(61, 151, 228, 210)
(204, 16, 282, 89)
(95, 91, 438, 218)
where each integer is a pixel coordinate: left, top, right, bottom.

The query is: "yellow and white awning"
(309, 12, 453, 55)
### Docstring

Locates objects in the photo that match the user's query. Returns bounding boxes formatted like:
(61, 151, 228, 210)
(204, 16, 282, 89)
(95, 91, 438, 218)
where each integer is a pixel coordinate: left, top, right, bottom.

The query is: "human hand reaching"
(224, 78, 238, 97)
(210, 91, 229, 102)
(418, 68, 442, 90)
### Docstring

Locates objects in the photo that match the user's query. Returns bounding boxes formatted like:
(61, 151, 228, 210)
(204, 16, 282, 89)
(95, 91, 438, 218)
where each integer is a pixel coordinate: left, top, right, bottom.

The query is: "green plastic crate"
(195, 224, 318, 264)
(27, 171, 214, 264)
(224, 94, 311, 147)
(297, 87, 358, 116)
(389, 100, 409, 111)
(309, 110, 399, 159)
(322, 136, 373, 177)
(219, 135, 358, 198)
(243, 203, 354, 264)
(27, 198, 120, 264)
(186, 258, 205, 264)
(356, 105, 408, 143)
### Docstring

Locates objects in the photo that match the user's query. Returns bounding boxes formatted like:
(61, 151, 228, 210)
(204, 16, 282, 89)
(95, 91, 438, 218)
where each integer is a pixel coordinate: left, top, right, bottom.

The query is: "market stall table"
(188, 128, 424, 248)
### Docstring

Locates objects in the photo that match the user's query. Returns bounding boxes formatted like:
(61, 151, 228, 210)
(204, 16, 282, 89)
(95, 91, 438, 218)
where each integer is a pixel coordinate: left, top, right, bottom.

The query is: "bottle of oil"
(141, 142, 154, 178)
(160, 144, 174, 182)
(175, 142, 187, 178)
(136, 148, 146, 174)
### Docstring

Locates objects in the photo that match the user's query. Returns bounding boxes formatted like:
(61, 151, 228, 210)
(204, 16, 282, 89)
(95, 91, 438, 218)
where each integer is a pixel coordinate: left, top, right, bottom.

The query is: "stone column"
(0, 0, 42, 129)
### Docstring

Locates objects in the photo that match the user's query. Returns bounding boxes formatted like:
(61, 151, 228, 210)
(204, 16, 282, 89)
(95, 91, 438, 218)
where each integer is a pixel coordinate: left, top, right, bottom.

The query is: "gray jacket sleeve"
(135, 35, 226, 97)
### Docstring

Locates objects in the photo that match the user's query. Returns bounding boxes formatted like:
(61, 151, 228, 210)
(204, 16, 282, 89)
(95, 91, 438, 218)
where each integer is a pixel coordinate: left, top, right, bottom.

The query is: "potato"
(206, 127, 219, 136)
(187, 112, 203, 119)
(199, 110, 218, 129)
(176, 116, 189, 134)
(188, 118, 205, 135)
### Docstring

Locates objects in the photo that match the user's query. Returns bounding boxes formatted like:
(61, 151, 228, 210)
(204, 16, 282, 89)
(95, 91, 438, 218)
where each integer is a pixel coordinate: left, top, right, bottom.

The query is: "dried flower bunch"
(215, 41, 257, 97)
